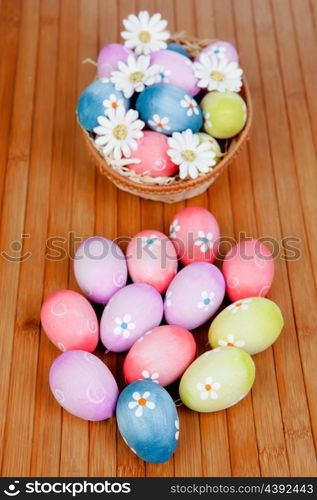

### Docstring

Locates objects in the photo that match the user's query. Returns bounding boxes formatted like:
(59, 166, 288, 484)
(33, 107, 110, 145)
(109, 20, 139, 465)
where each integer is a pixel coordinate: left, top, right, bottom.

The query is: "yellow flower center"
(139, 30, 151, 43)
(138, 398, 147, 406)
(211, 70, 224, 81)
(227, 342, 234, 347)
(112, 124, 128, 140)
(205, 384, 212, 391)
(236, 302, 242, 308)
(130, 71, 144, 83)
(111, 102, 118, 108)
(182, 150, 196, 162)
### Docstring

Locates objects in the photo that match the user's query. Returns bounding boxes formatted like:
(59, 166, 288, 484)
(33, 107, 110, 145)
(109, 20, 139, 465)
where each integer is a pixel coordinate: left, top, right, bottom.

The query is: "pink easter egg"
(124, 325, 196, 387)
(150, 50, 200, 96)
(222, 239, 275, 301)
(126, 131, 178, 178)
(169, 206, 220, 265)
(41, 290, 98, 353)
(195, 40, 239, 63)
(126, 230, 178, 294)
(97, 43, 133, 78)
(100, 283, 163, 352)
(49, 350, 119, 421)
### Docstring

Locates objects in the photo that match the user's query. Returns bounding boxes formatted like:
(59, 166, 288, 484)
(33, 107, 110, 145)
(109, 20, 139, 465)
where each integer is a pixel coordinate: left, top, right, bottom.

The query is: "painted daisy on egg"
(169, 219, 181, 239)
(121, 11, 170, 55)
(159, 66, 171, 83)
(228, 298, 252, 314)
(141, 234, 161, 251)
(196, 376, 221, 400)
(180, 95, 200, 117)
(141, 370, 160, 384)
(128, 391, 156, 417)
(110, 54, 161, 98)
(167, 129, 216, 180)
(197, 291, 215, 311)
(148, 114, 171, 132)
(194, 231, 214, 253)
(103, 94, 124, 114)
(114, 314, 136, 338)
(94, 107, 144, 160)
(203, 112, 212, 129)
(218, 333, 246, 348)
(193, 53, 243, 92)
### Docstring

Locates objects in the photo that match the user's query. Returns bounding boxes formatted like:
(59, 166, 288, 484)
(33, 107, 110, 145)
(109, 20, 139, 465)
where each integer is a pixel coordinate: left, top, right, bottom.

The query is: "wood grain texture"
(0, 0, 316, 478)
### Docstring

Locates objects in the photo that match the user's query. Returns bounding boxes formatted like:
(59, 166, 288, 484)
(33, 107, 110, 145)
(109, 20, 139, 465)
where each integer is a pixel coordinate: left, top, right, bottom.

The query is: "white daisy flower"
(165, 290, 172, 308)
(167, 129, 216, 180)
(141, 234, 161, 251)
(110, 54, 161, 98)
(103, 94, 124, 114)
(196, 376, 221, 400)
(114, 314, 136, 338)
(175, 419, 179, 440)
(121, 11, 170, 55)
(94, 107, 144, 160)
(148, 114, 171, 132)
(128, 391, 156, 417)
(227, 298, 252, 314)
(218, 333, 246, 348)
(197, 291, 215, 311)
(180, 95, 200, 117)
(169, 219, 181, 239)
(194, 231, 214, 253)
(158, 66, 171, 83)
(141, 370, 160, 384)
(203, 112, 212, 129)
(193, 53, 243, 92)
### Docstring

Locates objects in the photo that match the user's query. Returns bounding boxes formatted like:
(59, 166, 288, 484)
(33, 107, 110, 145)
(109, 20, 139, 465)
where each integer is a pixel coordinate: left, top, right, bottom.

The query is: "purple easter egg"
(49, 350, 119, 421)
(150, 50, 200, 96)
(97, 43, 133, 78)
(195, 41, 239, 63)
(100, 283, 164, 352)
(164, 262, 225, 330)
(74, 236, 127, 304)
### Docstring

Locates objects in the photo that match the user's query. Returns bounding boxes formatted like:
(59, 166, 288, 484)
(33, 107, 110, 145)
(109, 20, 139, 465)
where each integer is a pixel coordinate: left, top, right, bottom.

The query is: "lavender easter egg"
(74, 236, 127, 304)
(196, 40, 239, 63)
(49, 350, 119, 421)
(116, 380, 179, 463)
(169, 206, 220, 265)
(223, 239, 275, 301)
(208, 297, 284, 355)
(136, 83, 203, 136)
(97, 43, 133, 78)
(126, 230, 178, 294)
(41, 290, 98, 352)
(126, 131, 178, 177)
(124, 325, 196, 386)
(150, 50, 199, 96)
(179, 347, 255, 412)
(77, 79, 129, 132)
(167, 42, 190, 59)
(100, 284, 163, 352)
(164, 262, 225, 330)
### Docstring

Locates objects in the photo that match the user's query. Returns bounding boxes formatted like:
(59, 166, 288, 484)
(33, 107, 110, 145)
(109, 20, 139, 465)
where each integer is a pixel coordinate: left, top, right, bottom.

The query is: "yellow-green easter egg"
(201, 91, 247, 139)
(208, 297, 284, 355)
(197, 132, 221, 163)
(179, 347, 255, 412)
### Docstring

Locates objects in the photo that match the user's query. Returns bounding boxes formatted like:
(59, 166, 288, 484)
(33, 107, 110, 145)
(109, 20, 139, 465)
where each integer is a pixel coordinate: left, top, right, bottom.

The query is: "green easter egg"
(197, 132, 221, 163)
(208, 297, 284, 355)
(179, 347, 255, 412)
(201, 91, 247, 139)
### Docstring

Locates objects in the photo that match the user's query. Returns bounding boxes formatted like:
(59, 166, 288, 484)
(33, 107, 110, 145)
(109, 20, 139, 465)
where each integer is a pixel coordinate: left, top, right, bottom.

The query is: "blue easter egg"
(77, 79, 130, 132)
(116, 380, 179, 463)
(167, 42, 190, 59)
(136, 83, 203, 136)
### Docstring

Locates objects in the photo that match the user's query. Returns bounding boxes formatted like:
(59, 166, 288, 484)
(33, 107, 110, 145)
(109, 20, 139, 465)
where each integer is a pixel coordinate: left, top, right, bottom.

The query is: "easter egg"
(126, 131, 178, 177)
(74, 236, 127, 304)
(222, 239, 275, 301)
(97, 43, 133, 78)
(150, 50, 199, 96)
(208, 297, 284, 355)
(197, 132, 221, 163)
(126, 230, 178, 294)
(77, 79, 130, 132)
(167, 42, 190, 59)
(116, 380, 179, 463)
(164, 262, 225, 330)
(201, 91, 247, 139)
(124, 325, 196, 386)
(197, 40, 239, 63)
(169, 206, 220, 265)
(179, 346, 255, 412)
(41, 290, 98, 353)
(100, 284, 163, 352)
(136, 83, 203, 136)
(49, 350, 119, 421)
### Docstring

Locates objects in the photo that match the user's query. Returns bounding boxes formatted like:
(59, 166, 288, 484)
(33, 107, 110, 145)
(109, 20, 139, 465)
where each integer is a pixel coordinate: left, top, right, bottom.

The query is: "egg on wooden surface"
(126, 131, 178, 177)
(201, 90, 247, 139)
(222, 239, 275, 301)
(76, 79, 130, 132)
(97, 43, 133, 78)
(116, 379, 179, 463)
(74, 236, 127, 304)
(197, 132, 222, 163)
(123, 325, 196, 386)
(100, 283, 163, 352)
(196, 40, 239, 63)
(208, 297, 284, 355)
(167, 42, 190, 59)
(49, 350, 119, 421)
(136, 83, 203, 136)
(41, 290, 98, 353)
(126, 230, 178, 294)
(169, 206, 220, 265)
(164, 262, 225, 330)
(179, 346, 255, 412)
(150, 49, 199, 96)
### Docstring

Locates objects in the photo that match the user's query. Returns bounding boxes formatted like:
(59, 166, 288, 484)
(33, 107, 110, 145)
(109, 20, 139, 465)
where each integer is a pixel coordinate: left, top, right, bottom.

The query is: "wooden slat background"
(0, 0, 316, 477)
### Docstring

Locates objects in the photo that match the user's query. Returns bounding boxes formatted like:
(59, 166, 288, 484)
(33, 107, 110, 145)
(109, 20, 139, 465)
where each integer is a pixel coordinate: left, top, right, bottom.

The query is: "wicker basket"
(80, 35, 253, 203)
